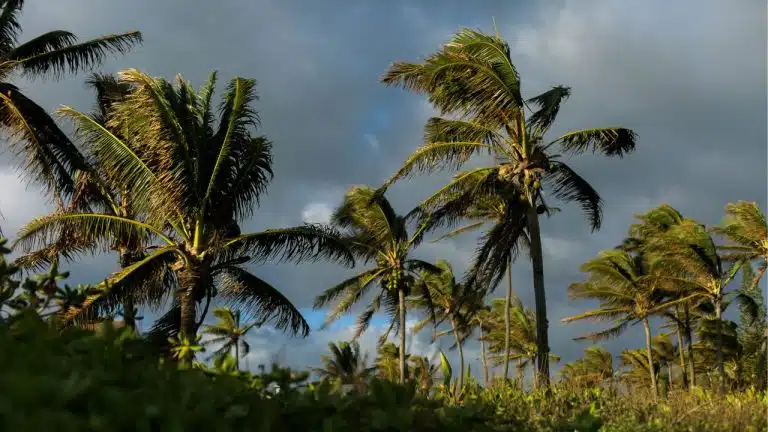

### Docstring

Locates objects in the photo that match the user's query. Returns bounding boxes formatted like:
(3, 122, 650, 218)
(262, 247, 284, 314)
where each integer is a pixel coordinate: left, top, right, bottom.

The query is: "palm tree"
(13, 69, 354, 343)
(379, 28, 637, 386)
(652, 333, 677, 391)
(374, 342, 407, 382)
(0, 0, 141, 206)
(312, 341, 375, 390)
(485, 297, 559, 389)
(560, 345, 614, 388)
(626, 204, 699, 387)
(202, 307, 259, 370)
(471, 305, 493, 385)
(13, 73, 153, 331)
(562, 249, 681, 398)
(645, 219, 757, 391)
(410, 260, 484, 390)
(620, 348, 659, 390)
(713, 201, 768, 288)
(314, 186, 437, 383)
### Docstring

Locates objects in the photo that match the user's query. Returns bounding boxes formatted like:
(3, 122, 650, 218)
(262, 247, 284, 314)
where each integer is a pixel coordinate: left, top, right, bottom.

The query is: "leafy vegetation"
(0, 11, 763, 431)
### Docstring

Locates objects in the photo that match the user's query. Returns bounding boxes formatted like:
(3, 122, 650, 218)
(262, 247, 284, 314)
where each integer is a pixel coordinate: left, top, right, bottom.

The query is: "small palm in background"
(312, 341, 374, 391)
(202, 307, 260, 371)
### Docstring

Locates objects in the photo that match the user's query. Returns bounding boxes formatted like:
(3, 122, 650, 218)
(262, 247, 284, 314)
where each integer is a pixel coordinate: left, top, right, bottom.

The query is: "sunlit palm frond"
(552, 127, 637, 158)
(543, 161, 602, 231)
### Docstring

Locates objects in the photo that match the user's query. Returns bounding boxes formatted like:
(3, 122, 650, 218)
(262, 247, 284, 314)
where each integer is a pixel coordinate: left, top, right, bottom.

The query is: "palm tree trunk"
(675, 307, 688, 389)
(516, 359, 524, 390)
(398, 287, 406, 384)
(480, 329, 489, 386)
(118, 251, 136, 330)
(684, 305, 696, 387)
(235, 340, 240, 371)
(178, 266, 201, 340)
(714, 296, 726, 394)
(643, 318, 659, 399)
(667, 362, 673, 392)
(452, 319, 465, 390)
(526, 206, 550, 388)
(503, 258, 513, 381)
(531, 355, 538, 390)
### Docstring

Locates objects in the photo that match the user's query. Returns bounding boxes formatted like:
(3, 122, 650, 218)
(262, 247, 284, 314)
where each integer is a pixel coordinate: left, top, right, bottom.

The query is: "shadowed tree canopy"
(0, 0, 142, 205)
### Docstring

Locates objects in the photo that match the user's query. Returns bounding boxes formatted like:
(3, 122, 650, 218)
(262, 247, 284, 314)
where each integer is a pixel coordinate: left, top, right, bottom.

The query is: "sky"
(0, 0, 765, 379)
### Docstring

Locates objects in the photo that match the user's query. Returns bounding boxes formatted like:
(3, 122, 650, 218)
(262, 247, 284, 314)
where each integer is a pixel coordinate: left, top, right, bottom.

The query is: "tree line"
(0, 1, 765, 396)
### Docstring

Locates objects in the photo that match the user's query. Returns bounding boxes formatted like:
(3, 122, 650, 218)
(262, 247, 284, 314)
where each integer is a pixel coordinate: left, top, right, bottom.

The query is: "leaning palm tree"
(202, 307, 260, 371)
(562, 249, 680, 398)
(0, 0, 141, 206)
(645, 219, 757, 392)
(713, 201, 768, 288)
(13, 69, 354, 343)
(410, 259, 484, 390)
(314, 186, 436, 383)
(312, 341, 375, 390)
(380, 28, 637, 386)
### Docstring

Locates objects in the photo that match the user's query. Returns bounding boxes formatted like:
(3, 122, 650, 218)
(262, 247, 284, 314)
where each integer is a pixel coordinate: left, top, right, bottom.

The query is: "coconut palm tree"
(313, 341, 375, 390)
(379, 28, 637, 386)
(561, 249, 682, 398)
(0, 0, 141, 206)
(620, 348, 659, 389)
(560, 345, 614, 388)
(314, 186, 437, 383)
(713, 201, 768, 288)
(645, 219, 758, 392)
(13, 73, 154, 331)
(485, 297, 559, 389)
(409, 260, 484, 390)
(202, 307, 259, 370)
(13, 69, 354, 342)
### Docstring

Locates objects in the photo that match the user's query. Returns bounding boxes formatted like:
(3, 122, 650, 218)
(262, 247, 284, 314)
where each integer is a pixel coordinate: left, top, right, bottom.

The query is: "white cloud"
(300, 202, 333, 225)
(541, 235, 580, 262)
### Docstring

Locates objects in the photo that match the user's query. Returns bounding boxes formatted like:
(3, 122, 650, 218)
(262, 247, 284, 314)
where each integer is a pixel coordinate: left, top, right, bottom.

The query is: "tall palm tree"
(13, 73, 153, 331)
(562, 249, 681, 398)
(313, 341, 375, 390)
(645, 219, 757, 391)
(379, 28, 637, 386)
(202, 307, 259, 370)
(410, 259, 484, 390)
(13, 69, 354, 342)
(314, 186, 436, 383)
(0, 0, 141, 206)
(713, 201, 768, 288)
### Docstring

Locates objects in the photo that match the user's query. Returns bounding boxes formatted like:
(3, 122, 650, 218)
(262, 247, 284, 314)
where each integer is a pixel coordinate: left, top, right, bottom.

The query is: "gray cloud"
(2, 0, 765, 374)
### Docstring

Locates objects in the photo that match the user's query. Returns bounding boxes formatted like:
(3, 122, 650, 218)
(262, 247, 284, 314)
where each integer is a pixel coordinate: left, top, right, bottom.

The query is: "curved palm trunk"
(714, 296, 726, 394)
(526, 206, 550, 387)
(684, 305, 696, 387)
(503, 259, 513, 381)
(675, 307, 688, 389)
(643, 318, 659, 399)
(398, 287, 406, 384)
(480, 329, 489, 386)
(452, 319, 465, 390)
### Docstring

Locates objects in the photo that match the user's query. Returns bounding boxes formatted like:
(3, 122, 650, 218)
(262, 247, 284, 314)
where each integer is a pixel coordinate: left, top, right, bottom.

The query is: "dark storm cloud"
(1, 0, 765, 371)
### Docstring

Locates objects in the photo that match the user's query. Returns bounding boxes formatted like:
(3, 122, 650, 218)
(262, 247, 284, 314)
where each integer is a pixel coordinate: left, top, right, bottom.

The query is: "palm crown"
(14, 69, 354, 341)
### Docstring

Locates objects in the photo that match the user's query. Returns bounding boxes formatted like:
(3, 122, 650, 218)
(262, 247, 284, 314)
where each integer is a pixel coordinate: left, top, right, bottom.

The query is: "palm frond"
(0, 0, 24, 48)
(15, 31, 142, 80)
(552, 127, 637, 157)
(217, 266, 309, 337)
(526, 85, 570, 134)
(544, 161, 602, 231)
(223, 224, 354, 267)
